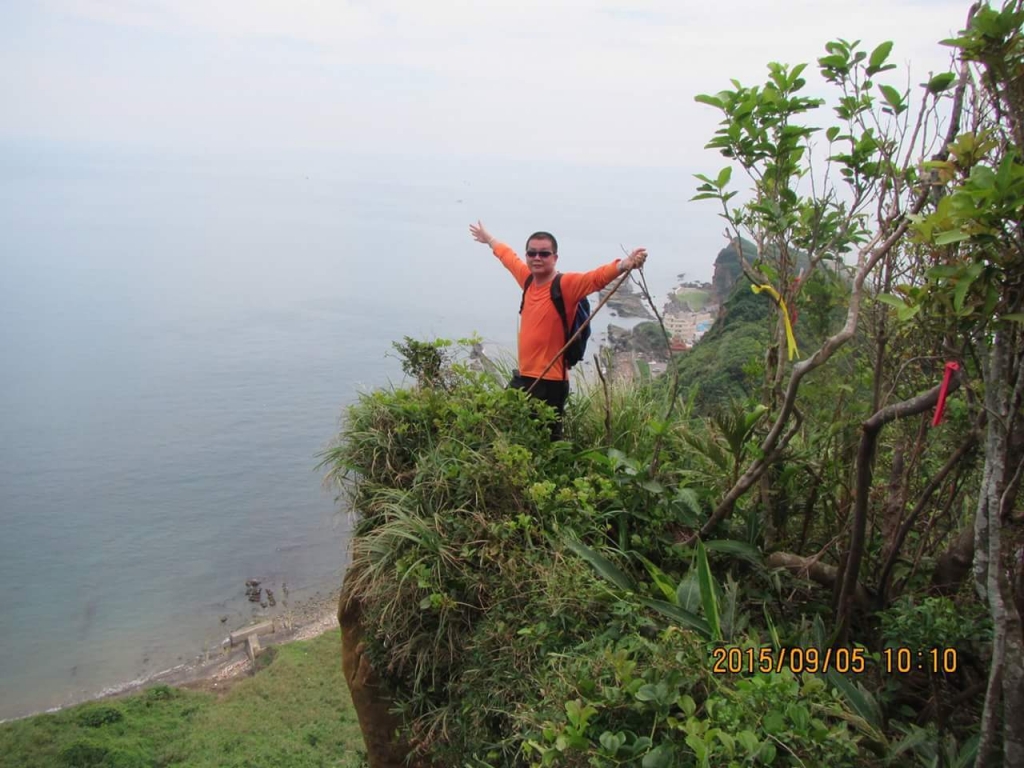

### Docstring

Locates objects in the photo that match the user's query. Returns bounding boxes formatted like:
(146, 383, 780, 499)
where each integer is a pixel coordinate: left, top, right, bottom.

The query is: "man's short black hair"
(526, 231, 558, 253)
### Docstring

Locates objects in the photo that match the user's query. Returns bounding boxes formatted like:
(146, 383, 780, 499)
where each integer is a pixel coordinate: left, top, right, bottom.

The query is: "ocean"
(0, 142, 708, 720)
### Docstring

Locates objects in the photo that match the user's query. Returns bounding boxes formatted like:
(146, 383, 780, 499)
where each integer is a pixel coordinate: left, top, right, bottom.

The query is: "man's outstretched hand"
(620, 247, 649, 272)
(469, 220, 495, 247)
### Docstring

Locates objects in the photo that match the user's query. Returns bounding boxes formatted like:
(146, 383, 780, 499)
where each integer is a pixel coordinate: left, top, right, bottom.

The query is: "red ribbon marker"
(932, 361, 960, 427)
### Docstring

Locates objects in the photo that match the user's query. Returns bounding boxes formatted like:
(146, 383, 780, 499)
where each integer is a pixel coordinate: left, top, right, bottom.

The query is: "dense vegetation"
(0, 630, 364, 768)
(324, 5, 1024, 766)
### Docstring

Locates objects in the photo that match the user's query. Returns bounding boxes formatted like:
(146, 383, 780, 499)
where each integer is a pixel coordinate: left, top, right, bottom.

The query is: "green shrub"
(324, 336, 981, 766)
(59, 740, 106, 767)
(77, 705, 124, 728)
(143, 685, 175, 703)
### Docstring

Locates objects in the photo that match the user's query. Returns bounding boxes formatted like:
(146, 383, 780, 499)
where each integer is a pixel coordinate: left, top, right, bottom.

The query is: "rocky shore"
(95, 587, 344, 701)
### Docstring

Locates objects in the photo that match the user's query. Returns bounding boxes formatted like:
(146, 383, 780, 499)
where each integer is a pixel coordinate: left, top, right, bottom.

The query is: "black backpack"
(520, 273, 592, 369)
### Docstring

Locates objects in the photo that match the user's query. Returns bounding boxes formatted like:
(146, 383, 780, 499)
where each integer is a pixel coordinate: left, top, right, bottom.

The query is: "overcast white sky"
(1, 0, 973, 169)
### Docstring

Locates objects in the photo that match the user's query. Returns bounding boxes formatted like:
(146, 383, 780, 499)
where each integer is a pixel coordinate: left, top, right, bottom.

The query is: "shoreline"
(6, 587, 344, 723)
(129, 586, 344, 697)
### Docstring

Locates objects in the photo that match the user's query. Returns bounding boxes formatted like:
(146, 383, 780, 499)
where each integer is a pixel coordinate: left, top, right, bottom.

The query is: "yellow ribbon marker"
(751, 284, 799, 361)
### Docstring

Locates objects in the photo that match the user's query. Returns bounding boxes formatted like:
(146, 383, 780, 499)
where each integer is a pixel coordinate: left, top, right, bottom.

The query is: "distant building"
(664, 314, 694, 341)
(662, 311, 714, 347)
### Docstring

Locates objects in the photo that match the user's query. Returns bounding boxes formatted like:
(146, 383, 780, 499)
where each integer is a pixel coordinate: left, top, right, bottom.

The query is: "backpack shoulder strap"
(519, 274, 534, 314)
(551, 274, 572, 380)
(549, 273, 569, 336)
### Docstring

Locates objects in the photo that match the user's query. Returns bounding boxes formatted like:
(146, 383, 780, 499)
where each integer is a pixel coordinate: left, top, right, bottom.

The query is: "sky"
(1, 0, 974, 171)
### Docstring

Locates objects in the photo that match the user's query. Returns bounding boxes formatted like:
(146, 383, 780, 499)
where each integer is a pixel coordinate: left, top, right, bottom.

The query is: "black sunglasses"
(526, 249, 554, 258)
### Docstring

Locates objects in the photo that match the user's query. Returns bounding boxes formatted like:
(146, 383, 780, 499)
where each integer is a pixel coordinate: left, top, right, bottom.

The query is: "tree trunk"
(974, 333, 1024, 768)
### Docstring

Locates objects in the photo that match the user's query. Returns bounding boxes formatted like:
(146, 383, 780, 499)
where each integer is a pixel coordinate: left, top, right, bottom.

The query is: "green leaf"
(788, 703, 810, 731)
(926, 264, 961, 280)
(934, 229, 970, 245)
(896, 303, 921, 322)
(716, 166, 732, 188)
(890, 725, 933, 758)
(679, 694, 696, 717)
(638, 555, 678, 603)
(641, 745, 672, 768)
(954, 735, 980, 768)
(633, 736, 653, 753)
(926, 72, 957, 94)
(635, 683, 661, 702)
(818, 54, 848, 70)
(565, 699, 597, 730)
(1001, 313, 1024, 324)
(635, 358, 651, 383)
(737, 730, 760, 754)
(674, 488, 702, 519)
(953, 261, 985, 313)
(704, 539, 764, 565)
(867, 41, 893, 73)
(826, 669, 884, 730)
(565, 538, 636, 592)
(638, 597, 712, 638)
(599, 731, 626, 754)
(875, 293, 907, 309)
(879, 84, 903, 111)
(694, 93, 724, 108)
(696, 539, 722, 641)
(676, 572, 701, 613)
(826, 126, 840, 142)
(763, 712, 785, 734)
(717, 730, 735, 752)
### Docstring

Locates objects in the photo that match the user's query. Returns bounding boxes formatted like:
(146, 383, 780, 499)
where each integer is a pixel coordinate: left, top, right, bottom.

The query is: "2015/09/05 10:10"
(710, 646, 960, 675)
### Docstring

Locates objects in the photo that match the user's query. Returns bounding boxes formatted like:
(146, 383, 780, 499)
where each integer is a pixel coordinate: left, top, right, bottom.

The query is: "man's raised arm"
(469, 220, 528, 286)
(565, 247, 650, 300)
(469, 220, 496, 248)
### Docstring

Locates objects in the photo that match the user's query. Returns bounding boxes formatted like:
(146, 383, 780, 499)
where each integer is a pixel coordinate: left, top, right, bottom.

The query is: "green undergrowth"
(0, 630, 366, 768)
(320, 338, 984, 767)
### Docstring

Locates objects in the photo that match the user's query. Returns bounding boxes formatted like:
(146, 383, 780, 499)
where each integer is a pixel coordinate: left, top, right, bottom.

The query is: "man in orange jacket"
(469, 220, 648, 438)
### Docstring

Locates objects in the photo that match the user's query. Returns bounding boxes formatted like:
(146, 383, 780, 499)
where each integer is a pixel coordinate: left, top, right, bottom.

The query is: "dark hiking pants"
(508, 371, 570, 440)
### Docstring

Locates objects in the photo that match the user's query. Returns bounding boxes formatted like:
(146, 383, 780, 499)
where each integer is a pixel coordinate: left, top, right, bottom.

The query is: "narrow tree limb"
(593, 351, 613, 444)
(835, 372, 962, 642)
(626, 263, 683, 477)
(878, 429, 978, 606)
(767, 552, 873, 610)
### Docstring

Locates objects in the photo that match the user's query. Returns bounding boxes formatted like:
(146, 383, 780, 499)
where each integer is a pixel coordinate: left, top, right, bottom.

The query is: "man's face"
(525, 237, 557, 280)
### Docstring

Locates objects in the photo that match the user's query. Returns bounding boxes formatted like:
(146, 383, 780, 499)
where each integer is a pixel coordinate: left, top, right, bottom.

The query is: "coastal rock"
(245, 579, 262, 603)
(339, 577, 427, 768)
(600, 280, 653, 319)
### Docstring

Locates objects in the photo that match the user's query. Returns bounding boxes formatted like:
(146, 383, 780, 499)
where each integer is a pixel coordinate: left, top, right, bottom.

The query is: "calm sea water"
(0, 143, 706, 720)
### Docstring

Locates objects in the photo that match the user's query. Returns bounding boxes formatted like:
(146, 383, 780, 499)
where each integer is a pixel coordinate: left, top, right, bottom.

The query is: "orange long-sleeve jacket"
(493, 242, 622, 381)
